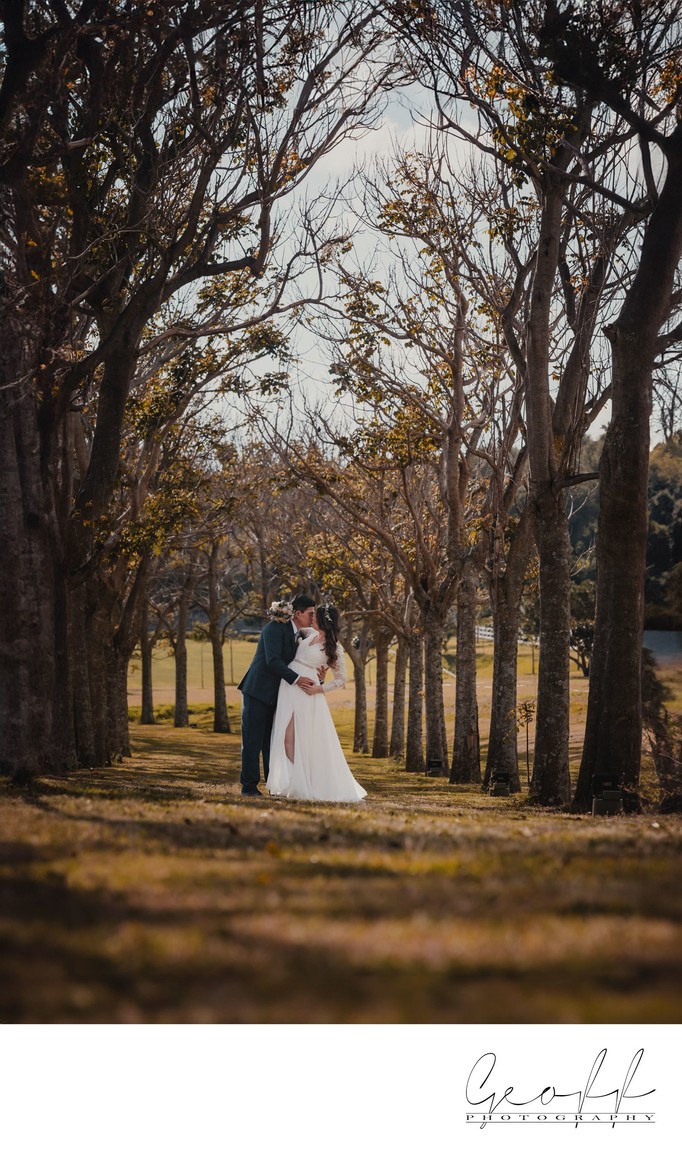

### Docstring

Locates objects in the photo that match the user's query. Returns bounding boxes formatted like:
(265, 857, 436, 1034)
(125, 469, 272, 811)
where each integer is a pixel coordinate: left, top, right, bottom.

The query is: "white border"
(1, 1024, 677, 1150)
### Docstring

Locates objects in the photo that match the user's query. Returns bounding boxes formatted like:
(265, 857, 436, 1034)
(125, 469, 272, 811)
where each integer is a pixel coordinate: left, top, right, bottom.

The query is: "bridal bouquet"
(267, 599, 294, 622)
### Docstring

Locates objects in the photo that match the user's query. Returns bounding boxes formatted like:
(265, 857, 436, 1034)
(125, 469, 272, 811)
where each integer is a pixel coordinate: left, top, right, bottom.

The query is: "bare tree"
(534, 2, 682, 810)
(398, 0, 662, 806)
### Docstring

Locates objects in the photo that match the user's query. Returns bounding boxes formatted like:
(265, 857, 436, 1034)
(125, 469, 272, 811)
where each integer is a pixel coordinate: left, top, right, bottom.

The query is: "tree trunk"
(352, 659, 369, 753)
(573, 354, 651, 811)
(70, 583, 97, 766)
(83, 595, 130, 763)
(52, 561, 78, 772)
(0, 378, 56, 781)
(206, 542, 230, 732)
(451, 561, 480, 783)
(405, 628, 424, 772)
(139, 599, 155, 725)
(174, 582, 191, 728)
(530, 493, 572, 805)
(390, 635, 408, 757)
(524, 175, 572, 807)
(210, 630, 230, 733)
(486, 597, 522, 791)
(485, 507, 533, 792)
(371, 629, 391, 757)
(574, 130, 682, 812)
(86, 601, 110, 764)
(423, 612, 447, 771)
(107, 646, 131, 758)
(342, 620, 370, 754)
(79, 556, 148, 762)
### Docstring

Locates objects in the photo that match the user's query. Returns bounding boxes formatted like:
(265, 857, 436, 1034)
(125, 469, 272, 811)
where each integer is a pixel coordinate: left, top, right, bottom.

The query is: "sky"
(241, 79, 676, 446)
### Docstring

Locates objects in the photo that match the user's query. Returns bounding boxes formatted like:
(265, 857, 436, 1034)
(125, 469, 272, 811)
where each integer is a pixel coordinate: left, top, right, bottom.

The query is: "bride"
(267, 605, 367, 802)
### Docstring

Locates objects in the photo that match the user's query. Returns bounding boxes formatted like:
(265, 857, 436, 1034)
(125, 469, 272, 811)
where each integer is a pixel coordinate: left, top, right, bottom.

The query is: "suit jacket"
(238, 620, 299, 705)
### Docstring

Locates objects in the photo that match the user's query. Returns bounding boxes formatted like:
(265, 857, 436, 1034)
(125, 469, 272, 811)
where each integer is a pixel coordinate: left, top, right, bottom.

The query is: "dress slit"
(284, 714, 295, 762)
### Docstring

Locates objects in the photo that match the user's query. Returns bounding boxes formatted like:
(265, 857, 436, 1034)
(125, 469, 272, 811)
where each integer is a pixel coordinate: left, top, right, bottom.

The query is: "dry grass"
(2, 702, 682, 1024)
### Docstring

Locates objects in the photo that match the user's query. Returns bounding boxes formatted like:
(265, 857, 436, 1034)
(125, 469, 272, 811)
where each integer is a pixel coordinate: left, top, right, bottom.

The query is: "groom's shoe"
(241, 786, 263, 797)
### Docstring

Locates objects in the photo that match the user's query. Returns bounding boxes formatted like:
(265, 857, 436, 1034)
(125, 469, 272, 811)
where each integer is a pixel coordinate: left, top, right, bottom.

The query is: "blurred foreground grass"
(2, 707, 682, 1024)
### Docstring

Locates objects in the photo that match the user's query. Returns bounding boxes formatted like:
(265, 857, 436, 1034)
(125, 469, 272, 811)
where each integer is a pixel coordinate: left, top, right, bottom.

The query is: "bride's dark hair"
(316, 605, 340, 666)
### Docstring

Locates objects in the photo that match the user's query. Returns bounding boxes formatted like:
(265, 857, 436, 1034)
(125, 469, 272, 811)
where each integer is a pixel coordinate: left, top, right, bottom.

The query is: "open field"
(2, 694, 682, 1024)
(127, 635, 682, 775)
(131, 637, 593, 773)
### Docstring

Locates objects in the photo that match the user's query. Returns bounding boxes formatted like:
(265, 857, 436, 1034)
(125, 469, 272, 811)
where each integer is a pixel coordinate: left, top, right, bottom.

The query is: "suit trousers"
(240, 693, 275, 789)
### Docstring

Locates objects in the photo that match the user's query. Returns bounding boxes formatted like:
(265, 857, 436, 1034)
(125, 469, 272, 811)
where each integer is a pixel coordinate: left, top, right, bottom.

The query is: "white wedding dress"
(267, 632, 367, 802)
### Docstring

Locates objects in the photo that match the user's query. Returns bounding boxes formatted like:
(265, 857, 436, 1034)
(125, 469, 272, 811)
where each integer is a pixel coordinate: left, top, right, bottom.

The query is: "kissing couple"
(238, 594, 366, 802)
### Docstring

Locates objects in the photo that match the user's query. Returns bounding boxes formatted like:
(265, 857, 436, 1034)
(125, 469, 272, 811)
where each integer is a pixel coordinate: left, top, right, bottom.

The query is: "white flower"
(267, 599, 294, 622)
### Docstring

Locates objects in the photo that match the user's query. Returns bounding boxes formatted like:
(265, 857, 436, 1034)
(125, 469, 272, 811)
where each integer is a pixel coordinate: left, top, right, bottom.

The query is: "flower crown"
(267, 599, 294, 623)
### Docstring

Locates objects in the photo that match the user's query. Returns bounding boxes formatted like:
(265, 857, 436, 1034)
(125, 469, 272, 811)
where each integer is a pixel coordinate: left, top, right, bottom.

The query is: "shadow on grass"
(2, 865, 681, 1024)
(2, 723, 682, 1023)
(3, 936, 681, 1026)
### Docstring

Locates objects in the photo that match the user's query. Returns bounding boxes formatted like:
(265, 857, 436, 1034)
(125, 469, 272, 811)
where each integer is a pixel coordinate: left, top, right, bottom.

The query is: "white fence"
(474, 625, 537, 643)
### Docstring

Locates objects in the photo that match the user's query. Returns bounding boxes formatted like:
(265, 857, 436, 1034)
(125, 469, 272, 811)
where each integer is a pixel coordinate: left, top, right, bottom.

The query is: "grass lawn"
(2, 694, 682, 1023)
(132, 636, 589, 774)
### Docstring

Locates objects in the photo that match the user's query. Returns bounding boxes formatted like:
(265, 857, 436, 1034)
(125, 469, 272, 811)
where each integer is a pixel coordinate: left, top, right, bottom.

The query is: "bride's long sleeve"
(322, 644, 347, 692)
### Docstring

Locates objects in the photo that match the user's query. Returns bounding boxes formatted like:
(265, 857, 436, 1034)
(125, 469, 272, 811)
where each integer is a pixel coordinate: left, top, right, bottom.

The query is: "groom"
(238, 594, 317, 796)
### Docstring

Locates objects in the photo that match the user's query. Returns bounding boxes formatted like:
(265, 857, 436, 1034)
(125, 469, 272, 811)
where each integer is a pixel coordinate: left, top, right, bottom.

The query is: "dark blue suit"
(238, 621, 299, 789)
